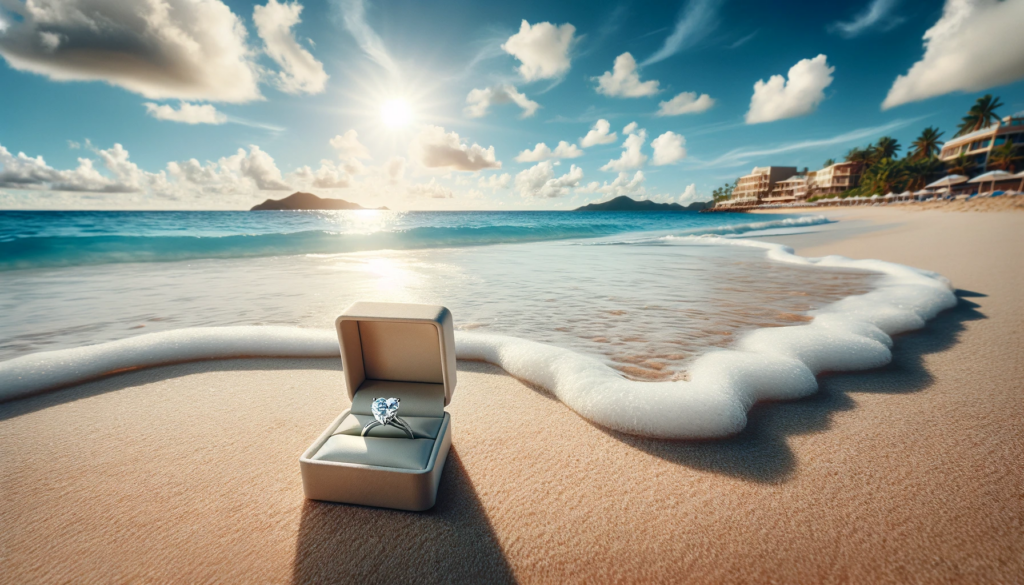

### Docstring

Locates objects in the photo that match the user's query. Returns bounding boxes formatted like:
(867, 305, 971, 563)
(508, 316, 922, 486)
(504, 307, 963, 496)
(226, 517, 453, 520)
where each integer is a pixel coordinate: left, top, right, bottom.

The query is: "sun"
(380, 99, 413, 128)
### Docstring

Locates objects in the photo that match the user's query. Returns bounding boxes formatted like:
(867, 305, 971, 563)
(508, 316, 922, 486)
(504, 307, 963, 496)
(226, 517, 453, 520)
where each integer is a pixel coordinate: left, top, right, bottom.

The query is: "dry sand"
(2, 207, 1022, 584)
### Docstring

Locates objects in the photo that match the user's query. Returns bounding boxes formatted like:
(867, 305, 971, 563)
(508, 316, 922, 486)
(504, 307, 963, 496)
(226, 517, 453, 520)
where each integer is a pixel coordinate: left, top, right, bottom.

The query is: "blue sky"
(1, 0, 1023, 210)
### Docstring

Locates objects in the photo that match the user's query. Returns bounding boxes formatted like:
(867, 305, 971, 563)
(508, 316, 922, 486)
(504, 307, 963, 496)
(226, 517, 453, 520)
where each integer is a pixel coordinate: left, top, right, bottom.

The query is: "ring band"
(361, 416, 414, 439)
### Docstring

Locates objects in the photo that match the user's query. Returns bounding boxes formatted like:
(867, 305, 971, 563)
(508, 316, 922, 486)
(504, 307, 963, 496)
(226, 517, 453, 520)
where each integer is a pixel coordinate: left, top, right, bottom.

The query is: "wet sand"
(2, 207, 1022, 583)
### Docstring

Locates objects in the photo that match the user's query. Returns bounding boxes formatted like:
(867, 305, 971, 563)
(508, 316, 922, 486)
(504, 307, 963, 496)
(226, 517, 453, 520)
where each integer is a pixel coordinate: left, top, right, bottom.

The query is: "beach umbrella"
(968, 170, 1015, 195)
(925, 174, 969, 189)
(1015, 170, 1024, 192)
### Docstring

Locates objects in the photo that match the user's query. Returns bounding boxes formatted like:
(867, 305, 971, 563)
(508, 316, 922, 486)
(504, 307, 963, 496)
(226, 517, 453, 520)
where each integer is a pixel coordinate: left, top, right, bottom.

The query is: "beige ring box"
(299, 302, 457, 511)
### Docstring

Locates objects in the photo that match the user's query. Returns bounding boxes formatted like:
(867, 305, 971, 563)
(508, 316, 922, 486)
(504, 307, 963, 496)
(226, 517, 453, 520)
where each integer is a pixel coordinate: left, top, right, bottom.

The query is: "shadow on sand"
(595, 291, 986, 483)
(291, 449, 516, 584)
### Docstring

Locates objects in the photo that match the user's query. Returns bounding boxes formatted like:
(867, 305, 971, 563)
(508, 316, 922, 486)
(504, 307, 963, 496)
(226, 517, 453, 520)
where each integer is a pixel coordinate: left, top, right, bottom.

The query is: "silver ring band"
(361, 415, 414, 439)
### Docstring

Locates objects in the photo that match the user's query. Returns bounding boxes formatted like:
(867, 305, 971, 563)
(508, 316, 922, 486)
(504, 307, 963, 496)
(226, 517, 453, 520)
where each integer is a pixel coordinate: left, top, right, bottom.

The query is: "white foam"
(0, 238, 956, 439)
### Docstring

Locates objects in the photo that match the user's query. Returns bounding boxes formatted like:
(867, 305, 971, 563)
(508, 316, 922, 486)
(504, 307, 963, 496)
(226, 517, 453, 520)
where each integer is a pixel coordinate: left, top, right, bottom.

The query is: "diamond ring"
(361, 397, 414, 439)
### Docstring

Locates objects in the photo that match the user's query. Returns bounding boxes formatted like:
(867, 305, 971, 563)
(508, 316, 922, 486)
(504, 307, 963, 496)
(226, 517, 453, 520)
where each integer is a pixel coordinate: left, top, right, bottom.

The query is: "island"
(573, 195, 710, 212)
(250, 192, 388, 211)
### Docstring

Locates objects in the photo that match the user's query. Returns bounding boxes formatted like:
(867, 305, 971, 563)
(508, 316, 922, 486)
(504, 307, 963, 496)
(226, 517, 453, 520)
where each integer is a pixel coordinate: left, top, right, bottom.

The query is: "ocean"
(0, 209, 956, 438)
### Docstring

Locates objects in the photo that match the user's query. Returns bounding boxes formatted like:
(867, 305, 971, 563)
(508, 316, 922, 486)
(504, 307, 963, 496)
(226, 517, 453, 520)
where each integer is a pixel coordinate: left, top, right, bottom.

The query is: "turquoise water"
(0, 210, 822, 271)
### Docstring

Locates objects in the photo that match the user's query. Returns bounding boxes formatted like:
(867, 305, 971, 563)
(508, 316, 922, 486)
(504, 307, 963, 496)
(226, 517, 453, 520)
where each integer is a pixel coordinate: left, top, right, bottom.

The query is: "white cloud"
(623, 122, 639, 135)
(290, 160, 351, 189)
(384, 157, 406, 184)
(465, 84, 540, 118)
(600, 127, 647, 172)
(594, 53, 660, 98)
(501, 20, 576, 81)
(479, 173, 512, 190)
(656, 92, 715, 116)
(641, 0, 722, 66)
(745, 54, 834, 124)
(580, 119, 617, 148)
(651, 132, 687, 166)
(336, 0, 398, 74)
(329, 130, 371, 160)
(515, 161, 583, 198)
(882, 0, 1024, 109)
(515, 141, 584, 162)
(0, 0, 261, 103)
(408, 178, 453, 198)
(677, 183, 709, 205)
(411, 125, 501, 172)
(578, 171, 646, 198)
(0, 143, 143, 192)
(169, 145, 290, 191)
(829, 0, 904, 38)
(253, 0, 328, 95)
(144, 102, 227, 125)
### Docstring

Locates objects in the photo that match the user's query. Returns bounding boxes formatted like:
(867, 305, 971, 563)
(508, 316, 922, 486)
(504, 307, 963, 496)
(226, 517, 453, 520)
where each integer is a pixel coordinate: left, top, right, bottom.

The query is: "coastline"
(2, 207, 1022, 582)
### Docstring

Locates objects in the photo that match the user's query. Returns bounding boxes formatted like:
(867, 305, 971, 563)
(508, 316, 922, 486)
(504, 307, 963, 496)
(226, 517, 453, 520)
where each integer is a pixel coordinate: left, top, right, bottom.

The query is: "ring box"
(299, 302, 457, 511)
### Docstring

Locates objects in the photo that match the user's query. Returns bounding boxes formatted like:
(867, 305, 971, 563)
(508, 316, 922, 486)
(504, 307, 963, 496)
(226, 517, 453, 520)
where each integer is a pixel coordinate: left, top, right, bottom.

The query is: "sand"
(2, 207, 1022, 583)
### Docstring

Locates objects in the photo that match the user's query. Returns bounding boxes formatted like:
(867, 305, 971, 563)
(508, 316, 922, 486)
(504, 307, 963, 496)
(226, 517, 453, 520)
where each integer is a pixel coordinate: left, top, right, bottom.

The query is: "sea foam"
(0, 238, 956, 439)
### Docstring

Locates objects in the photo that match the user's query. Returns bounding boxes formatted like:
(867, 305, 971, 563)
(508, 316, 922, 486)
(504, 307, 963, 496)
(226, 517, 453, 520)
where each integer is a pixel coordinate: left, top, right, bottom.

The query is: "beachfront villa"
(939, 115, 1024, 171)
(809, 161, 865, 196)
(762, 173, 812, 204)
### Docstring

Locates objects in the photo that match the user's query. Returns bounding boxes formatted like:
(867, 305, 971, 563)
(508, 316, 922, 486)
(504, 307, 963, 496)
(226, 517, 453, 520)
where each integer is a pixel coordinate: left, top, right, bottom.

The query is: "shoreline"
(2, 207, 1022, 582)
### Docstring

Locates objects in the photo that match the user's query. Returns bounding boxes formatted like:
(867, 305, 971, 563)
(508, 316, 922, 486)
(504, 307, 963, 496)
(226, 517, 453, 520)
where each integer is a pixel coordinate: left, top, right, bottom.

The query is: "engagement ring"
(361, 397, 414, 439)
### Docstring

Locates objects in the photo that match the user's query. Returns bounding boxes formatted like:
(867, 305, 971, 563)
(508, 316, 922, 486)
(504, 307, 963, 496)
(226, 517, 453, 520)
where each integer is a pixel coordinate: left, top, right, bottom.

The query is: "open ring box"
(300, 302, 456, 511)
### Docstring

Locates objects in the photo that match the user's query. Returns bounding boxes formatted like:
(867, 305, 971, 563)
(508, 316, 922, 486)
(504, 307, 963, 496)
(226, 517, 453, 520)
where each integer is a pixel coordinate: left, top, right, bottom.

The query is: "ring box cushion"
(300, 302, 456, 511)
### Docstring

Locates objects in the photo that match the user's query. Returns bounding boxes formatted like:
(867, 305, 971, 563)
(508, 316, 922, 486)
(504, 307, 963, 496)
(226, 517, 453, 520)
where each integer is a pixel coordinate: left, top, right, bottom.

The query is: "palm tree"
(988, 143, 1024, 173)
(863, 158, 906, 194)
(946, 152, 975, 176)
(823, 158, 836, 168)
(910, 127, 945, 160)
(873, 136, 901, 162)
(903, 157, 944, 191)
(955, 94, 1004, 136)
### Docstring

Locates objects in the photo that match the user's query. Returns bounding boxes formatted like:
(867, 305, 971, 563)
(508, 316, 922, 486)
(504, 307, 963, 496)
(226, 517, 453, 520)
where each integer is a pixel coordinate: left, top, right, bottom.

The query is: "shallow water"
(0, 237, 879, 379)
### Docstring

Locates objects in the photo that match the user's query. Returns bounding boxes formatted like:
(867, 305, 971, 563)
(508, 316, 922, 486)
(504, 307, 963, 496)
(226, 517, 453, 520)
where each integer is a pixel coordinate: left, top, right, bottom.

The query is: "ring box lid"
(335, 302, 457, 406)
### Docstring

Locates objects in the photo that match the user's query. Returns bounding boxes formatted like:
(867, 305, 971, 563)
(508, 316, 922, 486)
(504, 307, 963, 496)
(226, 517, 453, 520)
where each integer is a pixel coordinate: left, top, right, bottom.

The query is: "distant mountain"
(573, 195, 710, 212)
(250, 192, 388, 211)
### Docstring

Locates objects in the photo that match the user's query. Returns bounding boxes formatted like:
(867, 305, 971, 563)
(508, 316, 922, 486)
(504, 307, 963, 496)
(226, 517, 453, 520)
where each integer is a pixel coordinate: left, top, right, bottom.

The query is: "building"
(810, 161, 863, 196)
(728, 166, 798, 206)
(939, 116, 1024, 171)
(763, 173, 813, 204)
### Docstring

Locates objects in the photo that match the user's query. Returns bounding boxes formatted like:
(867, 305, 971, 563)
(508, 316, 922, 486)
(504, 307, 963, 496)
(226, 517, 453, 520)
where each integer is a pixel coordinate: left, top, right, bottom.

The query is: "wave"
(0, 237, 956, 439)
(0, 216, 833, 271)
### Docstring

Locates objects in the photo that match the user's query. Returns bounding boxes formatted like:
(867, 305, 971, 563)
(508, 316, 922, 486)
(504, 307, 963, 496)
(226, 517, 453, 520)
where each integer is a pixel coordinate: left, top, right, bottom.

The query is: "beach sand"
(2, 208, 1022, 583)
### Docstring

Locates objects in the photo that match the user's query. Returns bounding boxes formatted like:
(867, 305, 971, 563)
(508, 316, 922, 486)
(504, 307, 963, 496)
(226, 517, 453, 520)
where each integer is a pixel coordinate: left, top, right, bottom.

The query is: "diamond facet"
(371, 397, 400, 425)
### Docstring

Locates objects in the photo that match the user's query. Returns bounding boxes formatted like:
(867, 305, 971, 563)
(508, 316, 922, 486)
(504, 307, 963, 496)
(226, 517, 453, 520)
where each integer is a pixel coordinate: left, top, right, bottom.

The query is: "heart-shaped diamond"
(371, 397, 400, 425)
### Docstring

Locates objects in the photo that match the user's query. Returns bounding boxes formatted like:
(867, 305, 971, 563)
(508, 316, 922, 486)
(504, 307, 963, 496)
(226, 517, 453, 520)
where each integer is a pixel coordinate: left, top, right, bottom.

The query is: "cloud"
(465, 85, 540, 118)
(144, 102, 228, 125)
(676, 184, 708, 205)
(501, 20, 576, 81)
(254, 0, 328, 94)
(479, 173, 512, 190)
(693, 117, 920, 168)
(580, 119, 618, 148)
(651, 132, 687, 165)
(0, 142, 145, 192)
(623, 122, 639, 134)
(882, 0, 1024, 109)
(0, 0, 261, 103)
(412, 125, 501, 171)
(384, 157, 406, 184)
(408, 178, 453, 198)
(290, 160, 351, 189)
(515, 161, 583, 198)
(594, 53, 660, 98)
(746, 54, 834, 124)
(656, 92, 715, 116)
(640, 0, 722, 66)
(578, 171, 646, 198)
(334, 0, 398, 74)
(601, 126, 647, 171)
(728, 31, 758, 49)
(329, 130, 371, 159)
(168, 145, 290, 191)
(515, 141, 584, 162)
(829, 0, 904, 38)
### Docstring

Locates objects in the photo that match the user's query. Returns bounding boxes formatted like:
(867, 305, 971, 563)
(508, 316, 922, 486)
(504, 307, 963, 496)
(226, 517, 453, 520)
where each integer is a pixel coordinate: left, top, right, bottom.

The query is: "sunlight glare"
(381, 99, 413, 128)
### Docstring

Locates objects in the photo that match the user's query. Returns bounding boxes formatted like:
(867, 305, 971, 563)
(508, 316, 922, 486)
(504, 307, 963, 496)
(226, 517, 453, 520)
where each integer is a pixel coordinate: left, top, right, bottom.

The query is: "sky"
(1, 0, 1023, 210)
